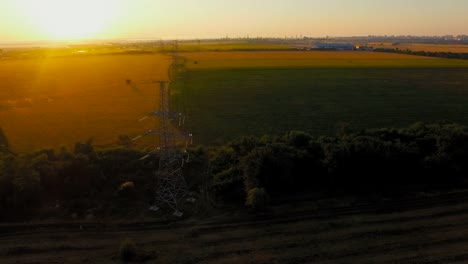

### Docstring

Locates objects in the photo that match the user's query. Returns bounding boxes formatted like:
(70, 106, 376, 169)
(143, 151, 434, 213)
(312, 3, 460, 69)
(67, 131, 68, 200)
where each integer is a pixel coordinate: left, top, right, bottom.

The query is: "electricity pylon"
(150, 81, 191, 216)
(129, 80, 192, 216)
(128, 40, 191, 216)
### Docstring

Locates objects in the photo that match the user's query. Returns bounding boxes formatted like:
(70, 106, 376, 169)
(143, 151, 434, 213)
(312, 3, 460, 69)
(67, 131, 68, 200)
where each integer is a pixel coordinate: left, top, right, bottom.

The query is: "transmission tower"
(151, 81, 191, 216)
(128, 41, 192, 216)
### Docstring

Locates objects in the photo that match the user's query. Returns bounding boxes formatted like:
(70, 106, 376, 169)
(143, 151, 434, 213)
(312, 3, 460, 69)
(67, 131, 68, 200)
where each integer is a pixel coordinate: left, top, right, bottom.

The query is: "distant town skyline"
(1, 0, 467, 41)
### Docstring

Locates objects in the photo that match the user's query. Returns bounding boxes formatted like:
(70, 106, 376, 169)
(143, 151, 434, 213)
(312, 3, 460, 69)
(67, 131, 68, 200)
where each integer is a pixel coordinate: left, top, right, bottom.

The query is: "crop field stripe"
(183, 51, 468, 70)
(370, 43, 468, 53)
(186, 61, 468, 70)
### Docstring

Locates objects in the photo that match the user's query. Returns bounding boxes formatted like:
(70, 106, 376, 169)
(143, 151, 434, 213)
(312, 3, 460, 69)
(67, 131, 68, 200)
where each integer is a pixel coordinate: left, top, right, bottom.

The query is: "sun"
(22, 0, 121, 40)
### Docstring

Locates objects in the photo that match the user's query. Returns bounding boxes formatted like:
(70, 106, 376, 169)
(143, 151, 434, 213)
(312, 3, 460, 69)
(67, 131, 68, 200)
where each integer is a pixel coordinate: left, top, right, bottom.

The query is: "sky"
(1, 0, 468, 41)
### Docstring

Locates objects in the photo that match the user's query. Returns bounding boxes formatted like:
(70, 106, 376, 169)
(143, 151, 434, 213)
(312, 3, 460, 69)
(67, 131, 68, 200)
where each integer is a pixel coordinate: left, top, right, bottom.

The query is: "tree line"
(2, 122, 468, 220)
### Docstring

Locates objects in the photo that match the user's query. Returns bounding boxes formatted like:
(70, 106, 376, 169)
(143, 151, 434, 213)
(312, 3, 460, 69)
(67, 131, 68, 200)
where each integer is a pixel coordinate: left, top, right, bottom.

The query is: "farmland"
(3, 49, 468, 263)
(3, 50, 468, 151)
(0, 54, 171, 152)
(160, 42, 290, 52)
(172, 51, 468, 144)
(184, 51, 468, 69)
(0, 42, 291, 60)
(370, 42, 468, 53)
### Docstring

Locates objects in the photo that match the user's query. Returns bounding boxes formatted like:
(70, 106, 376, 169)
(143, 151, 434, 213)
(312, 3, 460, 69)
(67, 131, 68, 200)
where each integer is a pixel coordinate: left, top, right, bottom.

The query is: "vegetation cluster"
(0, 127, 157, 220)
(2, 122, 468, 220)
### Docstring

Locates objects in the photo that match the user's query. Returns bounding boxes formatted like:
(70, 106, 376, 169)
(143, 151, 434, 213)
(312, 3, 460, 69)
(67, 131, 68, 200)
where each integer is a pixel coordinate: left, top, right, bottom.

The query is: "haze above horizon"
(1, 0, 467, 41)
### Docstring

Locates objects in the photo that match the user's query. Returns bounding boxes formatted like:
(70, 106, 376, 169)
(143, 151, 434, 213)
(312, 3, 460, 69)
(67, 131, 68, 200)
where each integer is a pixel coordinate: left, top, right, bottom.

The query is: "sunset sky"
(1, 0, 467, 41)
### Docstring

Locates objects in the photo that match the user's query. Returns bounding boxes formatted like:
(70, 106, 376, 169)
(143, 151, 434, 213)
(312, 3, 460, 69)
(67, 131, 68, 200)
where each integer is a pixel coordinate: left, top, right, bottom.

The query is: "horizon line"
(1, 34, 468, 44)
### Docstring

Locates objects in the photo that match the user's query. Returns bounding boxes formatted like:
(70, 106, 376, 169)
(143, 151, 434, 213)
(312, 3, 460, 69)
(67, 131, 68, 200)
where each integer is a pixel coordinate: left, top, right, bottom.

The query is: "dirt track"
(2, 192, 468, 263)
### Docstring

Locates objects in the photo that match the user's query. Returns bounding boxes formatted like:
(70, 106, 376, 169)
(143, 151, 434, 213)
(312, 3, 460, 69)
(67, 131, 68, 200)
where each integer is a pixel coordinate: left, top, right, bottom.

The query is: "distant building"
(456, 35, 468, 42)
(313, 43, 356, 51)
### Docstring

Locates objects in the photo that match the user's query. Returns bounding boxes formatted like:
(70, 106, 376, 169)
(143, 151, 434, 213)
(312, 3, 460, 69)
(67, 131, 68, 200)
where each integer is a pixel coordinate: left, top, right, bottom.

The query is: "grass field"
(173, 52, 468, 144)
(0, 54, 171, 152)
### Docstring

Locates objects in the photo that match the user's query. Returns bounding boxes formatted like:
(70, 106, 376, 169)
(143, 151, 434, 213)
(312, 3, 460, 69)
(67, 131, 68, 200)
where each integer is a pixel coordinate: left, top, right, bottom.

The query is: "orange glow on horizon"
(1, 0, 467, 42)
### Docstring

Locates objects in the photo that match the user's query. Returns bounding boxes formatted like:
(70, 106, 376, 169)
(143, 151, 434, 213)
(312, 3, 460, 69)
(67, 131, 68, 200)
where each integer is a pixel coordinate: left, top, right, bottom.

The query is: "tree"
(0, 156, 42, 219)
(246, 188, 270, 212)
(0, 127, 11, 154)
(241, 143, 295, 192)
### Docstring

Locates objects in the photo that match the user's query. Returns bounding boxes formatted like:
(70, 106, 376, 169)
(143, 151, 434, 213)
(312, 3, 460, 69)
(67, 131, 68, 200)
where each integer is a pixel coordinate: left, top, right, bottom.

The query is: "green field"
(173, 67, 468, 144)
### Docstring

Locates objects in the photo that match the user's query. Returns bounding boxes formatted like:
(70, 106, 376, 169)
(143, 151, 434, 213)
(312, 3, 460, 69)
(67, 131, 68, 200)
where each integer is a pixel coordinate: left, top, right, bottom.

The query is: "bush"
(119, 181, 135, 193)
(118, 181, 137, 204)
(245, 188, 270, 212)
(241, 144, 295, 192)
(119, 239, 137, 262)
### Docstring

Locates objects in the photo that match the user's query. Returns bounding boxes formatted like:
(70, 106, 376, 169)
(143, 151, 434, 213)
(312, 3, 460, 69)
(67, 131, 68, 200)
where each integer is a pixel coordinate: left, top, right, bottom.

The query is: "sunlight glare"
(21, 0, 121, 40)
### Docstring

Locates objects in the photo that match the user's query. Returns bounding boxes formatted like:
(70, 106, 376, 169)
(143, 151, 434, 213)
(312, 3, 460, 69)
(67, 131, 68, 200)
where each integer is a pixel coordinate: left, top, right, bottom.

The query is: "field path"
(3, 191, 468, 263)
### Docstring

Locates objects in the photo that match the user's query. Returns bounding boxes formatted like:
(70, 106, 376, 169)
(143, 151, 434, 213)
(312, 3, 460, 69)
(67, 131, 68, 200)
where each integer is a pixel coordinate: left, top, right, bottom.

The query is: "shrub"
(212, 167, 244, 202)
(119, 239, 137, 262)
(118, 182, 136, 201)
(241, 144, 295, 192)
(119, 181, 135, 192)
(245, 188, 270, 212)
